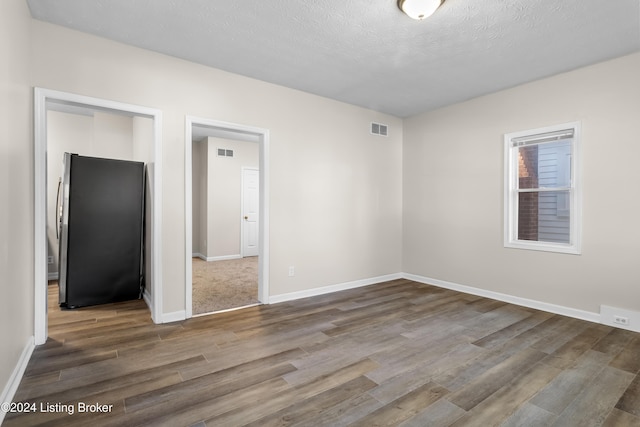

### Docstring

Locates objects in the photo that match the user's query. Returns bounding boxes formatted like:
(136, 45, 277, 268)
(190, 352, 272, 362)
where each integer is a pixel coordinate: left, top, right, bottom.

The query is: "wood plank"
(615, 372, 640, 417)
(461, 304, 535, 341)
(295, 392, 383, 427)
(179, 347, 306, 381)
(367, 341, 480, 403)
(551, 366, 635, 427)
(58, 346, 212, 385)
(244, 375, 378, 426)
(349, 381, 449, 426)
(543, 325, 612, 369)
(592, 327, 636, 356)
(500, 403, 557, 427)
(24, 349, 118, 377)
(124, 377, 292, 427)
(398, 399, 466, 427)
(446, 347, 548, 411)
(202, 331, 331, 374)
(15, 355, 207, 402)
(530, 317, 590, 354)
(448, 362, 561, 426)
(203, 358, 379, 426)
(432, 333, 539, 393)
(285, 334, 407, 387)
(471, 311, 553, 349)
(401, 294, 470, 322)
(603, 408, 640, 427)
(610, 335, 640, 374)
(530, 350, 612, 415)
(465, 297, 508, 313)
(125, 362, 298, 417)
(8, 280, 640, 426)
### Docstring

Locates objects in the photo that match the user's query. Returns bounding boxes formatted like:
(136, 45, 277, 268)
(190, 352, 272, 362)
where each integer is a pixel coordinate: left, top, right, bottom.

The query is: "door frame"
(34, 88, 164, 345)
(184, 116, 270, 318)
(241, 167, 259, 258)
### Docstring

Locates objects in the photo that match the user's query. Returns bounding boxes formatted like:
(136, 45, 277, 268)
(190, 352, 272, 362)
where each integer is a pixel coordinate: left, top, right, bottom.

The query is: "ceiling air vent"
(371, 122, 388, 137)
(217, 148, 234, 157)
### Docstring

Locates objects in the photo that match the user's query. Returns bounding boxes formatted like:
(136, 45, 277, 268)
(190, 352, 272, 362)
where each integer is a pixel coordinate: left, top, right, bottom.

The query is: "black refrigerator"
(58, 153, 145, 308)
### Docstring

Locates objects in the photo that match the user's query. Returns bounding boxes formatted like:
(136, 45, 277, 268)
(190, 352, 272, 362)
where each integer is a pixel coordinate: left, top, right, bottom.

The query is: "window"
(504, 122, 581, 254)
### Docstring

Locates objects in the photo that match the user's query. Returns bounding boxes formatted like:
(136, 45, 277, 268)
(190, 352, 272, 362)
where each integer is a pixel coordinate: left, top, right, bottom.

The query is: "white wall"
(192, 140, 203, 255)
(29, 19, 404, 313)
(0, 0, 33, 416)
(92, 111, 134, 159)
(403, 52, 640, 315)
(191, 139, 210, 257)
(207, 137, 259, 258)
(46, 111, 93, 278)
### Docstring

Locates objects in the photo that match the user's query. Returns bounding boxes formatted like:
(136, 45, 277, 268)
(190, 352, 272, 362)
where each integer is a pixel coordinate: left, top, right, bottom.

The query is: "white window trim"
(503, 121, 582, 255)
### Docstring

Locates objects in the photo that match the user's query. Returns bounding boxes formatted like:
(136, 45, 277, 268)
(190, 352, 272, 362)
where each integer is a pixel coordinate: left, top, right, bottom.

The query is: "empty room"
(1, 0, 639, 425)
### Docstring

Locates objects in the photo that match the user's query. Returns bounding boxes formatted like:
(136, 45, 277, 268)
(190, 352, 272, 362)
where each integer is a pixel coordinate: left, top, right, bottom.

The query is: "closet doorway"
(185, 117, 269, 318)
(33, 88, 163, 344)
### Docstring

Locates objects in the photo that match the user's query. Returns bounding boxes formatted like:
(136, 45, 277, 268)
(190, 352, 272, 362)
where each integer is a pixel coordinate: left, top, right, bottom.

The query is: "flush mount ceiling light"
(397, 0, 444, 20)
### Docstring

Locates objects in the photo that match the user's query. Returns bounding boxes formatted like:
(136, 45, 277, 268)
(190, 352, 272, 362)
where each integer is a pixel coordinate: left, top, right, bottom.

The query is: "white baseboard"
(142, 288, 151, 308)
(403, 273, 601, 324)
(48, 272, 59, 281)
(164, 268, 631, 332)
(142, 288, 184, 324)
(162, 310, 186, 324)
(269, 273, 403, 304)
(192, 253, 242, 262)
(142, 288, 158, 324)
(0, 337, 35, 425)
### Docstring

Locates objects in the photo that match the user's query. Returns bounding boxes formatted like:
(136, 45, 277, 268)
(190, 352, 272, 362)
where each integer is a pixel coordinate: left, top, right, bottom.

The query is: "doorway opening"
(34, 88, 163, 345)
(185, 117, 269, 318)
(190, 137, 259, 314)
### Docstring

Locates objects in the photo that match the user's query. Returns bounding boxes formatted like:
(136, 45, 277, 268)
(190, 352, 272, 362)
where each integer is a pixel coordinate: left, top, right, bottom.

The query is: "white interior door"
(242, 168, 259, 257)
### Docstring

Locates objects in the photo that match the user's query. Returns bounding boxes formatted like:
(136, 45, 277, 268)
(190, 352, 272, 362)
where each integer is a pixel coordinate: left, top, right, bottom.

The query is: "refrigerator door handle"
(56, 177, 62, 240)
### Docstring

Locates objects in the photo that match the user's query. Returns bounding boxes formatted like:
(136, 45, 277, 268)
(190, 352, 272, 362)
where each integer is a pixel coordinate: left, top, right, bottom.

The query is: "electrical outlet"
(288, 266, 295, 277)
(613, 315, 629, 326)
(47, 256, 54, 264)
(602, 305, 639, 332)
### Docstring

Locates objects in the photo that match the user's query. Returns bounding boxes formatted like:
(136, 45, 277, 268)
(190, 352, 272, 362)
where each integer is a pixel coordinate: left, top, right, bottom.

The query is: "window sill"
(504, 240, 581, 255)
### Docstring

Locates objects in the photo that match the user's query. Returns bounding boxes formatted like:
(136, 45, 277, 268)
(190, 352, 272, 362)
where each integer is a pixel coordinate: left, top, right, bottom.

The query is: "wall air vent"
(217, 148, 234, 157)
(371, 122, 388, 136)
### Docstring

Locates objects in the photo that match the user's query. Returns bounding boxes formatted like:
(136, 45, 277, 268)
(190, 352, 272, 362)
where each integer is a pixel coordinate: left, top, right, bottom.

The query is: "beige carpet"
(192, 256, 259, 315)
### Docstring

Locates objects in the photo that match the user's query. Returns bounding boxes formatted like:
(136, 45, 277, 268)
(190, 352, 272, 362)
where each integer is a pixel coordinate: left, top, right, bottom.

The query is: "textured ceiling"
(27, 0, 640, 117)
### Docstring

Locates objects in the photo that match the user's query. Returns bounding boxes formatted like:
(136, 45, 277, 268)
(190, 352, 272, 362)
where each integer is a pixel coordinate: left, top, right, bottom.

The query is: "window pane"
(518, 139, 571, 190)
(517, 145, 538, 189)
(518, 191, 570, 244)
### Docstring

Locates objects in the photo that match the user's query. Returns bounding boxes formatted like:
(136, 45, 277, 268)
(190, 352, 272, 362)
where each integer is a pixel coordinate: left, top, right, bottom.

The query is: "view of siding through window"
(517, 139, 571, 243)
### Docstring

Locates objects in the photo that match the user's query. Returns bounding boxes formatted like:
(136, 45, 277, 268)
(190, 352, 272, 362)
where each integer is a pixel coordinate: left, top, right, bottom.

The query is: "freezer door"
(62, 154, 144, 308)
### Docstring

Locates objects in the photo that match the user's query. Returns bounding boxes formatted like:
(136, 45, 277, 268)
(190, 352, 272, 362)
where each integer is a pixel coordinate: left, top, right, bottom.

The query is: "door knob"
(244, 216, 248, 220)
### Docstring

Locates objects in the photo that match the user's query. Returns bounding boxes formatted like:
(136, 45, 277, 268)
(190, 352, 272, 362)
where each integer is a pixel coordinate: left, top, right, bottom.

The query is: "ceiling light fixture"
(397, 0, 444, 20)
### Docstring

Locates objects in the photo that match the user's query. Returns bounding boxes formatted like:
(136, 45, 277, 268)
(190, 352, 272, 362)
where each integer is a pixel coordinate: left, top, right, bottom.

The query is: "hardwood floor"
(5, 279, 640, 426)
